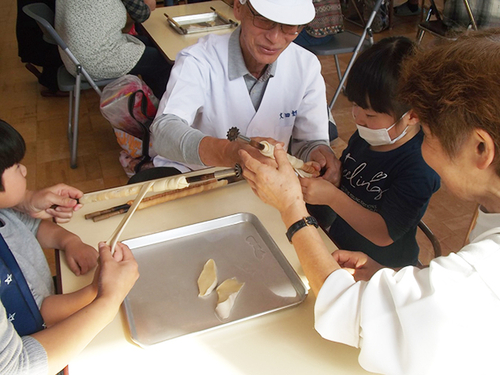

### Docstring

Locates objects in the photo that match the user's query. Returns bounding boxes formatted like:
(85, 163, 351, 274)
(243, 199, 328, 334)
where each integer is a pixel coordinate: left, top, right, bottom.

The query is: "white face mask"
(356, 111, 410, 147)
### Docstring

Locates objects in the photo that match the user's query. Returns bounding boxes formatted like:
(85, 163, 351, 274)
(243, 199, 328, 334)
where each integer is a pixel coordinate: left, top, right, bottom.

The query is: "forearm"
(40, 285, 97, 327)
(151, 113, 205, 165)
(36, 219, 81, 250)
(32, 297, 119, 375)
(281, 203, 340, 296)
(291, 139, 330, 161)
(121, 0, 151, 23)
(327, 190, 393, 246)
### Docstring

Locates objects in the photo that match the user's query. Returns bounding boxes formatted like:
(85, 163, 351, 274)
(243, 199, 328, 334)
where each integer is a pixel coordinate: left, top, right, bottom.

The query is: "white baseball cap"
(244, 0, 315, 26)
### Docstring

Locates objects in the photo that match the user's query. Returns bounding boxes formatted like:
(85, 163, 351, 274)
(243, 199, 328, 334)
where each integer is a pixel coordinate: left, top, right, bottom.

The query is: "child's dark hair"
(0, 119, 26, 191)
(345, 36, 416, 119)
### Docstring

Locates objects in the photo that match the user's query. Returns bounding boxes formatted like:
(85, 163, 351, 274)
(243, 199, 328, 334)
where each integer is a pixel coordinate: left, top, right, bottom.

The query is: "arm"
(36, 220, 98, 275)
(121, 0, 153, 23)
(240, 144, 340, 295)
(15, 184, 83, 224)
(301, 178, 393, 246)
(31, 242, 139, 375)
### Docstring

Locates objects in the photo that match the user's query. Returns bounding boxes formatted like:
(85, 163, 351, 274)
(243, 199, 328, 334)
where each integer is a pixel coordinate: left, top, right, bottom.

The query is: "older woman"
(240, 29, 500, 375)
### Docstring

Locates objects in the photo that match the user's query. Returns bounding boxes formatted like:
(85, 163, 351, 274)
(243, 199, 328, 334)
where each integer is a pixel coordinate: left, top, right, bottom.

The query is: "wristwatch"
(286, 216, 319, 243)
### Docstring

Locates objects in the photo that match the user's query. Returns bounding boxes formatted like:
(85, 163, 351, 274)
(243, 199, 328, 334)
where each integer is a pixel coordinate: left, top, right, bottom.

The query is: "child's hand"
(96, 242, 139, 305)
(332, 250, 385, 281)
(64, 240, 99, 276)
(300, 176, 336, 206)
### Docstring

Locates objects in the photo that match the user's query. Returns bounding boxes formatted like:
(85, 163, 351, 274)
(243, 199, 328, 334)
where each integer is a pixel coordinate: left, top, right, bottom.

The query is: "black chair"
(416, 0, 477, 44)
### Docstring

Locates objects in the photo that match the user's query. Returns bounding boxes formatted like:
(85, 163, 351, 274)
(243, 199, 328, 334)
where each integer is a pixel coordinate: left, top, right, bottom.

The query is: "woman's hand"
(332, 250, 385, 281)
(239, 143, 305, 216)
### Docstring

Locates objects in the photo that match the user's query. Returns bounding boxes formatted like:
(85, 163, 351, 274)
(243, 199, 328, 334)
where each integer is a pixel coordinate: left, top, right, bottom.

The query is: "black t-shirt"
(329, 130, 440, 267)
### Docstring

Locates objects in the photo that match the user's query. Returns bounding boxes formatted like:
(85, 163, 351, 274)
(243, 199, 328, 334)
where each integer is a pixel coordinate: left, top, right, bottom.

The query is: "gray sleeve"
(291, 139, 332, 162)
(0, 303, 48, 374)
(151, 113, 207, 166)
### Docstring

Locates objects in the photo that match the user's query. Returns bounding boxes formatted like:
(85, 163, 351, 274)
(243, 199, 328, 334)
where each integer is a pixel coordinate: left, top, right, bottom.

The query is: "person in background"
(303, 36, 440, 268)
(55, 0, 170, 98)
(394, 0, 420, 16)
(240, 28, 500, 374)
(16, 0, 65, 97)
(149, 0, 339, 186)
(0, 119, 139, 375)
(294, 0, 344, 47)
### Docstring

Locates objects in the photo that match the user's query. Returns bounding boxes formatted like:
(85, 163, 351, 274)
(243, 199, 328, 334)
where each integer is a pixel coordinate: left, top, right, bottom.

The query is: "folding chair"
(303, 0, 385, 112)
(416, 0, 477, 44)
(23, 3, 117, 168)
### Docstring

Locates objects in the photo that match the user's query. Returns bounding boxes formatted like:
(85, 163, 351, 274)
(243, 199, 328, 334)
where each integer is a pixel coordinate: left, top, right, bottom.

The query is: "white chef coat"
(153, 30, 328, 170)
(314, 217, 500, 375)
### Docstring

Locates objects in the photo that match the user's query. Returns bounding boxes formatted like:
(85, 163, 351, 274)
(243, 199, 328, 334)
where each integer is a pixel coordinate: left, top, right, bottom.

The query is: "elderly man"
(149, 0, 338, 182)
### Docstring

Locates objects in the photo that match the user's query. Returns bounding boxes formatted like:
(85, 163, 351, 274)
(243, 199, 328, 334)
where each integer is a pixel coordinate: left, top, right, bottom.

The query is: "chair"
(418, 220, 441, 259)
(23, 3, 117, 169)
(416, 0, 477, 44)
(304, 0, 385, 112)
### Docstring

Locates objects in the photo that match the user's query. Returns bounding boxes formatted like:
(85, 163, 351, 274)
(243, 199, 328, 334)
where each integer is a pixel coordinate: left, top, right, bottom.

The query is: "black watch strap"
(286, 216, 319, 243)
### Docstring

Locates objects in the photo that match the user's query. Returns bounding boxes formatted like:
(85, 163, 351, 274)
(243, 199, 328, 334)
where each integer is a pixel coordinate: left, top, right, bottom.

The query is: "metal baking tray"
(122, 213, 307, 347)
(165, 9, 238, 35)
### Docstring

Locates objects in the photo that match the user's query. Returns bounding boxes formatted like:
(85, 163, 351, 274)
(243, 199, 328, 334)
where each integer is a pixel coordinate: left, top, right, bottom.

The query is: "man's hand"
(309, 145, 342, 187)
(332, 250, 386, 281)
(19, 184, 83, 223)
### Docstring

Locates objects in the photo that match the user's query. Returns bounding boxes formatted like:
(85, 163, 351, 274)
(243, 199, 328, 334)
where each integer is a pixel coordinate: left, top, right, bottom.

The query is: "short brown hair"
(399, 29, 500, 175)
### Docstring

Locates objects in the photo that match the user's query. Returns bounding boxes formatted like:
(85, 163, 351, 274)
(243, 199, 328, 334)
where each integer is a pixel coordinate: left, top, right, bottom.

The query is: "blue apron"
(0, 233, 45, 336)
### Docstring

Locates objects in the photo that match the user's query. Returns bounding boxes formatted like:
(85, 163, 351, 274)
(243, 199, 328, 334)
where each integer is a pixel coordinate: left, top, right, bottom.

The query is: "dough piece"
(80, 175, 189, 204)
(259, 141, 313, 178)
(215, 278, 245, 320)
(198, 259, 218, 297)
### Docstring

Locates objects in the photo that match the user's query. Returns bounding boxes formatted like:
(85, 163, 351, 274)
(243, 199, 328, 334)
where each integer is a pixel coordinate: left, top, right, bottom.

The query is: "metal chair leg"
(70, 66, 82, 169)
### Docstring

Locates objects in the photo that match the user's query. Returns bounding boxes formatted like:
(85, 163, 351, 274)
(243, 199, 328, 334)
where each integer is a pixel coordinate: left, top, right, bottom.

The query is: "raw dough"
(80, 175, 189, 204)
(215, 278, 245, 320)
(198, 259, 218, 297)
(259, 141, 313, 178)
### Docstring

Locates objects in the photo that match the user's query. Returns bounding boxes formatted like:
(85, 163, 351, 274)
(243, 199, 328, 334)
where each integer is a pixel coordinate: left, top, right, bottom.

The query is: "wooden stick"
(108, 181, 154, 254)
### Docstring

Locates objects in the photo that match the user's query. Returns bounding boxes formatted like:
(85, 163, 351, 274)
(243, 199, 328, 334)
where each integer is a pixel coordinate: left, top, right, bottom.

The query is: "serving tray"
(165, 9, 238, 35)
(122, 213, 307, 347)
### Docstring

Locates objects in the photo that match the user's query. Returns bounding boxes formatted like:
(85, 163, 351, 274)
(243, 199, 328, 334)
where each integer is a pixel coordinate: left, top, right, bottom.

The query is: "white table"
(59, 171, 371, 374)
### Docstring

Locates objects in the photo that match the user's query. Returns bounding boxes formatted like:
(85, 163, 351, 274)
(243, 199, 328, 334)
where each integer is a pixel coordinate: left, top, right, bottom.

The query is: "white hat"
(246, 0, 315, 26)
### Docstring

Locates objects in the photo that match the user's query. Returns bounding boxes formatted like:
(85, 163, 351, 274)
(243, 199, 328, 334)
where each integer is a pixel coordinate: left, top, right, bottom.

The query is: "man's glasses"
(246, 2, 304, 35)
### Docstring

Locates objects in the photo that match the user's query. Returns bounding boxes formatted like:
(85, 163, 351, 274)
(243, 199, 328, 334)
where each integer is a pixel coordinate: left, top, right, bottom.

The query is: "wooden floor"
(1, 0, 475, 273)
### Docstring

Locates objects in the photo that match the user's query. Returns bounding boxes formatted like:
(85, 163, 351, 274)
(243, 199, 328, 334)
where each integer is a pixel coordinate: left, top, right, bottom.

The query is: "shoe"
(25, 63, 42, 79)
(394, 2, 420, 16)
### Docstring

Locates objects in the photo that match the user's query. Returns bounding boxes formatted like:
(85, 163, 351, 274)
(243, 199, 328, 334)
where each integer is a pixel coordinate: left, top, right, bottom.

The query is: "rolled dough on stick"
(132, 180, 228, 210)
(80, 175, 189, 204)
(215, 278, 245, 320)
(259, 141, 313, 178)
(198, 259, 218, 297)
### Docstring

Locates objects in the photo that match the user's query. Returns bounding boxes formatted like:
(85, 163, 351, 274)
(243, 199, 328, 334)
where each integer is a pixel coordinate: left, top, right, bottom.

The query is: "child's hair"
(0, 119, 26, 191)
(345, 36, 416, 119)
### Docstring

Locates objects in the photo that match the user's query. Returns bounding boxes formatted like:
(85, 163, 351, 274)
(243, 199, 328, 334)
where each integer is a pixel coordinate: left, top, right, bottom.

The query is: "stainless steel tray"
(165, 9, 238, 35)
(122, 213, 307, 347)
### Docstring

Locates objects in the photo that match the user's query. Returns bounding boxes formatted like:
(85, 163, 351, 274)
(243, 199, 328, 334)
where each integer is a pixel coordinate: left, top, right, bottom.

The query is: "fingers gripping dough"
(215, 278, 245, 320)
(259, 141, 313, 178)
(198, 259, 218, 297)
